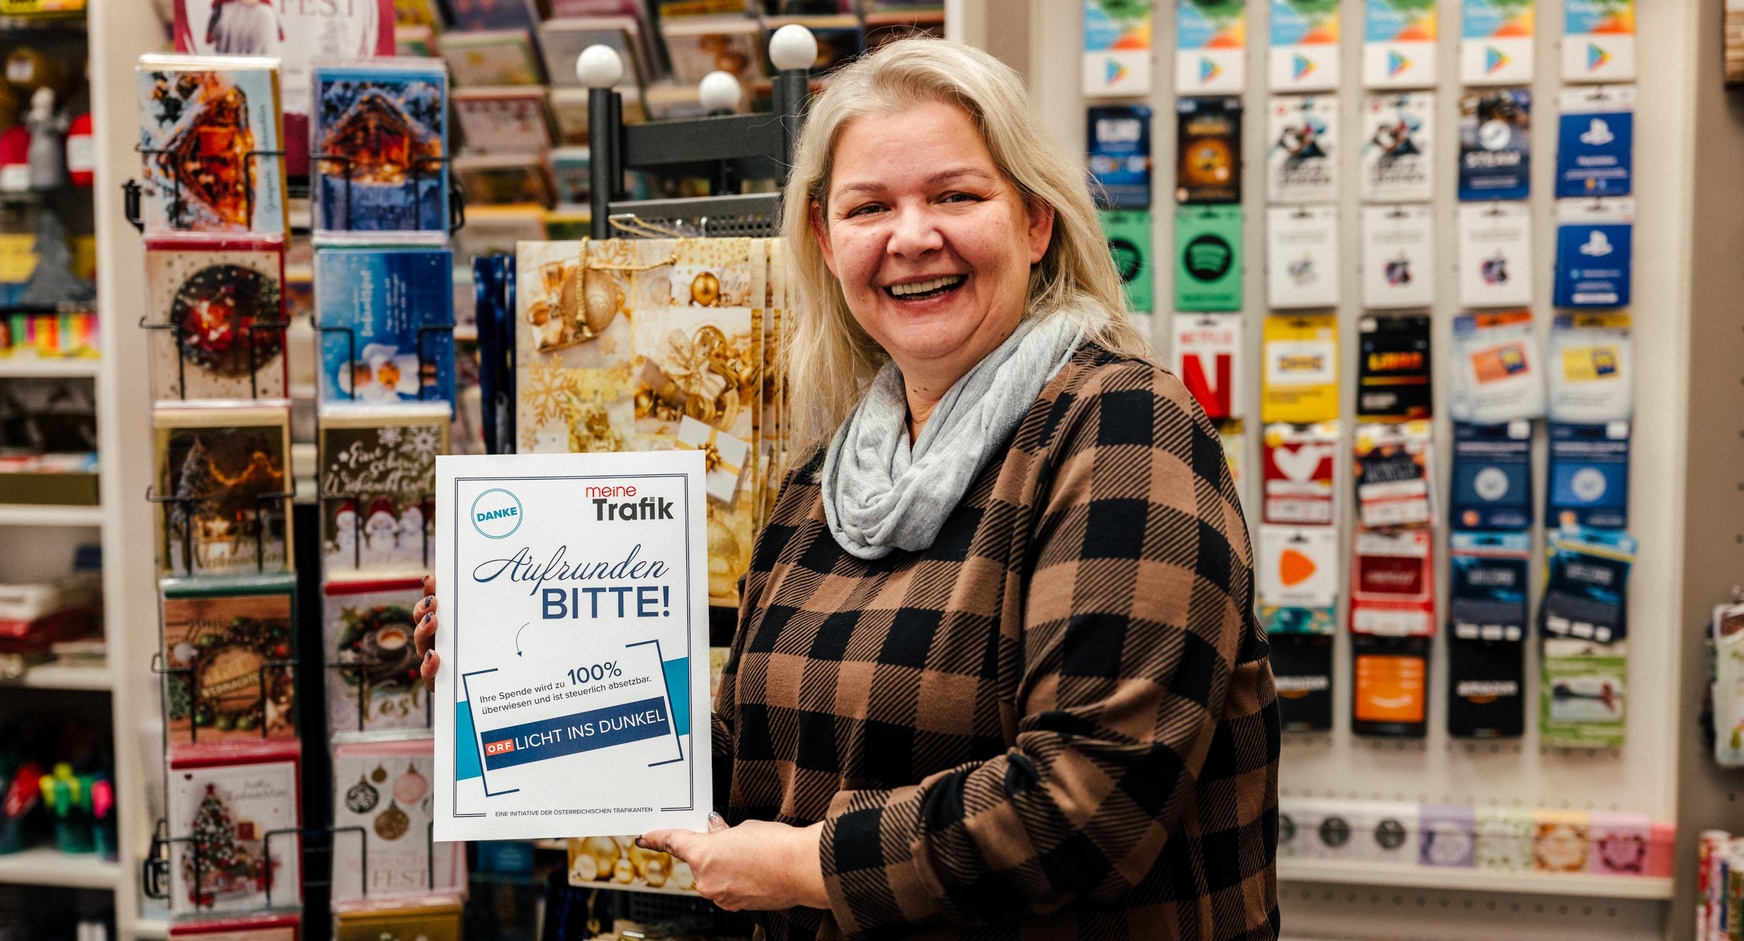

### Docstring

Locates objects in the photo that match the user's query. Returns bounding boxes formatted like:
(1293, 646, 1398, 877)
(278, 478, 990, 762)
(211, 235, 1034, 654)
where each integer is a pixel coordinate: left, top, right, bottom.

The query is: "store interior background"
(1, 0, 1742, 940)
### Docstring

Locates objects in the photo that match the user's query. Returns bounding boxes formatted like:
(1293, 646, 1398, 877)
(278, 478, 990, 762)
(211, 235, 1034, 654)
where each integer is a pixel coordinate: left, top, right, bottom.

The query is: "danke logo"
(471, 488, 523, 539)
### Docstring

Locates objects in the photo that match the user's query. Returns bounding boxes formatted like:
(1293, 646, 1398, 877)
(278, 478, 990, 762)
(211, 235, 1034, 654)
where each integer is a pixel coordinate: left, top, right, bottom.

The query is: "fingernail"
(421, 613, 432, 627)
(634, 837, 649, 849)
(424, 650, 434, 662)
(708, 811, 725, 824)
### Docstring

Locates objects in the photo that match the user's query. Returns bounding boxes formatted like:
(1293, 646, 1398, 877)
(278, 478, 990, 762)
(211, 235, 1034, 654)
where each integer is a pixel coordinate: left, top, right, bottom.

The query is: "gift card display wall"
(1076, 0, 1656, 873)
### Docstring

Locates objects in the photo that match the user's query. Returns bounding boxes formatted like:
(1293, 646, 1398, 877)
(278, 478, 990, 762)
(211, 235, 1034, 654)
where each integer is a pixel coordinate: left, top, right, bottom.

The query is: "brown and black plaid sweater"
(714, 345, 1279, 941)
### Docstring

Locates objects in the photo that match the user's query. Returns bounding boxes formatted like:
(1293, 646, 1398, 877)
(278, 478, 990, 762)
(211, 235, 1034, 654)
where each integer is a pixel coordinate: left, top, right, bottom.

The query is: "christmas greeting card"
(331, 739, 464, 902)
(311, 61, 449, 234)
(161, 574, 298, 754)
(318, 404, 448, 576)
(153, 406, 293, 578)
(168, 745, 301, 916)
(136, 55, 287, 235)
(146, 234, 287, 403)
(314, 246, 456, 408)
(325, 578, 428, 738)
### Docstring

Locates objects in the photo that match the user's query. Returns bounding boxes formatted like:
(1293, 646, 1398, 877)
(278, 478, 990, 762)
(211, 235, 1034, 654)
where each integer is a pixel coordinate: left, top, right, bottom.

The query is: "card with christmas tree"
(331, 738, 465, 902)
(324, 577, 427, 738)
(167, 912, 299, 941)
(333, 896, 462, 941)
(146, 234, 288, 403)
(168, 743, 302, 916)
(314, 246, 456, 408)
(152, 406, 293, 578)
(311, 60, 449, 234)
(161, 573, 298, 754)
(318, 404, 447, 576)
(136, 55, 288, 235)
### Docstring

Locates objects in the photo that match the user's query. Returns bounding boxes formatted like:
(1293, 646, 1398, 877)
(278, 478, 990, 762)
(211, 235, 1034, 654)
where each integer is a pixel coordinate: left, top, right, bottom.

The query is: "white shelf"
(131, 918, 168, 940)
(0, 504, 103, 526)
(0, 358, 101, 379)
(1278, 858, 1674, 900)
(4, 662, 112, 691)
(0, 845, 122, 889)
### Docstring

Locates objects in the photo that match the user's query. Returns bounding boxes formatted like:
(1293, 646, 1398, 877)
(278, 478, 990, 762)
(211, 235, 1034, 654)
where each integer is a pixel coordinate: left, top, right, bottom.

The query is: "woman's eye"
(942, 192, 976, 203)
(845, 204, 883, 217)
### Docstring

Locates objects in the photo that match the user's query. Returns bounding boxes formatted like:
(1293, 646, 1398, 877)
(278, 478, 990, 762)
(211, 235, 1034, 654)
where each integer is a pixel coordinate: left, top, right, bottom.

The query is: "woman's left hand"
(639, 814, 828, 912)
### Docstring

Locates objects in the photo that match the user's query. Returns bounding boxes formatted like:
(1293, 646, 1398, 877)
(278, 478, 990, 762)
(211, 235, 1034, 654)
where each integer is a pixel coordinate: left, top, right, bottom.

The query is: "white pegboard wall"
(1021, 0, 1689, 822)
(1278, 882, 1666, 941)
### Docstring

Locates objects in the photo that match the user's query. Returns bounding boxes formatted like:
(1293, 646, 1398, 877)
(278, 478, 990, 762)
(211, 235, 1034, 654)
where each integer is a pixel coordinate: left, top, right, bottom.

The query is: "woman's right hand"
(414, 575, 439, 692)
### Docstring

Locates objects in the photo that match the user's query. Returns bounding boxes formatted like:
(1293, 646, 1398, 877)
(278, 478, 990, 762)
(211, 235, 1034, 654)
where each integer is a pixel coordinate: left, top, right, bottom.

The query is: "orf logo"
(471, 488, 523, 539)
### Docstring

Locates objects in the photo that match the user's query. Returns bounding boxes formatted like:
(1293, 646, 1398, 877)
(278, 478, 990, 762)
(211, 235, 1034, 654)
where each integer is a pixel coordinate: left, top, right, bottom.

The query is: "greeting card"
(136, 55, 287, 235)
(325, 578, 429, 738)
(314, 246, 456, 407)
(311, 61, 449, 234)
(438, 30, 543, 86)
(146, 234, 287, 402)
(161, 574, 298, 754)
(168, 745, 302, 916)
(318, 404, 447, 575)
(333, 898, 462, 941)
(153, 406, 293, 578)
(331, 739, 465, 901)
(454, 87, 552, 154)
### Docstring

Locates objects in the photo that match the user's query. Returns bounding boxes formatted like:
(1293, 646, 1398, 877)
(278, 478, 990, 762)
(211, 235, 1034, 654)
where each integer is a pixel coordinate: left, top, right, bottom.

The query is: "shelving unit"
(3, 662, 112, 691)
(0, 845, 123, 891)
(0, 504, 102, 526)
(0, 358, 101, 378)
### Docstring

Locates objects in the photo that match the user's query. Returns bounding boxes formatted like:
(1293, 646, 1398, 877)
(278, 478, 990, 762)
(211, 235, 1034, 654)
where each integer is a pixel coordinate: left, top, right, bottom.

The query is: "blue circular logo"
(470, 488, 523, 539)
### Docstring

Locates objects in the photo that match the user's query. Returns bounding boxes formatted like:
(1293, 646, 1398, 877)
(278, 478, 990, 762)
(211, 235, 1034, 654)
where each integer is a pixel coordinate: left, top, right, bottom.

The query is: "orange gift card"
(1355, 652, 1426, 723)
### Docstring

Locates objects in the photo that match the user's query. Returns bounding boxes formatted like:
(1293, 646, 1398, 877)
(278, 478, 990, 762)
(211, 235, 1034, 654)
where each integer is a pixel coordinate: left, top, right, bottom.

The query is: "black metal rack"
(585, 66, 810, 239)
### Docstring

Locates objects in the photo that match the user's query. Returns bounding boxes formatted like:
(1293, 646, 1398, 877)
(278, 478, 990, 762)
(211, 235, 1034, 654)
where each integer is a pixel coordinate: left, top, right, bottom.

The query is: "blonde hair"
(780, 37, 1148, 451)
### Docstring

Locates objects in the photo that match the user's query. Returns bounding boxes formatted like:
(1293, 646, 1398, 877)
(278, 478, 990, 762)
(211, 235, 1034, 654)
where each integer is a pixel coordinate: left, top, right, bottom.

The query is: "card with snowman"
(314, 245, 456, 409)
(318, 404, 448, 577)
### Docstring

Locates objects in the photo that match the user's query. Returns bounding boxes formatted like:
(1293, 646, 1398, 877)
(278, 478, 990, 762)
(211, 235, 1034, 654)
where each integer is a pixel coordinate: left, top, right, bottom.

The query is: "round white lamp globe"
(698, 71, 742, 113)
(768, 24, 817, 73)
(575, 44, 625, 89)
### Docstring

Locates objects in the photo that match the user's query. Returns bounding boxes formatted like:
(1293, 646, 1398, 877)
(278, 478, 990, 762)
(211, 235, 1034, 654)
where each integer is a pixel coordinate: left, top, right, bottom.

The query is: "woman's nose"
(886, 203, 944, 257)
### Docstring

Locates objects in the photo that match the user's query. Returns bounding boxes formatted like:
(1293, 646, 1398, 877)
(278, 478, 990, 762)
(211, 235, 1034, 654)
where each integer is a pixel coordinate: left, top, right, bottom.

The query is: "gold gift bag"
(514, 236, 786, 607)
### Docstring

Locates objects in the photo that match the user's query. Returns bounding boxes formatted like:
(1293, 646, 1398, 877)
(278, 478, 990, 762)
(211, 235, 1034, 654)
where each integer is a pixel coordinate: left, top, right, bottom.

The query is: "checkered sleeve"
(818, 360, 1257, 937)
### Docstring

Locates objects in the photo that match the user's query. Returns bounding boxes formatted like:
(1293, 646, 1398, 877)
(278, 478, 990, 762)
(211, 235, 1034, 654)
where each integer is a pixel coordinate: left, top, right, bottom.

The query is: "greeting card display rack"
(306, 153, 466, 237)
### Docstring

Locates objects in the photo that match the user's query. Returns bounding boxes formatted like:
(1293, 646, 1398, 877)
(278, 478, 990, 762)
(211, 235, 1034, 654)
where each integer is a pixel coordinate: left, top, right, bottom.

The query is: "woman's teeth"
(888, 275, 965, 298)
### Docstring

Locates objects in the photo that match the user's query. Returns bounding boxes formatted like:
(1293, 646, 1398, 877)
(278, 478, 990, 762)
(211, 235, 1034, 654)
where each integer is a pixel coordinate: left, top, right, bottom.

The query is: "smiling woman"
(417, 35, 1279, 941)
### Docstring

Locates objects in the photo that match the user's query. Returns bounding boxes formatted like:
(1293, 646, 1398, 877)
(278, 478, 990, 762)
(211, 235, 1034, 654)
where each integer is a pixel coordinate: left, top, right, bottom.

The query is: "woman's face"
(814, 101, 1053, 393)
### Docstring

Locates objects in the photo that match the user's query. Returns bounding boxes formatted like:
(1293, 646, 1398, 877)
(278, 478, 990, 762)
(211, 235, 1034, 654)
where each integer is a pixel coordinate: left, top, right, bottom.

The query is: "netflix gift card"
(1172, 313, 1242, 419)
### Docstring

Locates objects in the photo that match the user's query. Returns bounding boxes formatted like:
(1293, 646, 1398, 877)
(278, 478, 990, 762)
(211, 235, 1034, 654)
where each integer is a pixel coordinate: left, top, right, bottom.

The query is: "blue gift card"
(1449, 531, 1531, 643)
(1458, 90, 1531, 201)
(1451, 421, 1532, 531)
(1556, 105, 1632, 197)
(1089, 105, 1153, 210)
(1547, 422, 1629, 530)
(1554, 216, 1632, 308)
(316, 246, 456, 411)
(1540, 527, 1637, 643)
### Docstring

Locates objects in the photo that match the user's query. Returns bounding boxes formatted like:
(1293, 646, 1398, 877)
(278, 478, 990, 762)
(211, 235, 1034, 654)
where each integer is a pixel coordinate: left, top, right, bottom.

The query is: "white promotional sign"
(434, 451, 710, 841)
